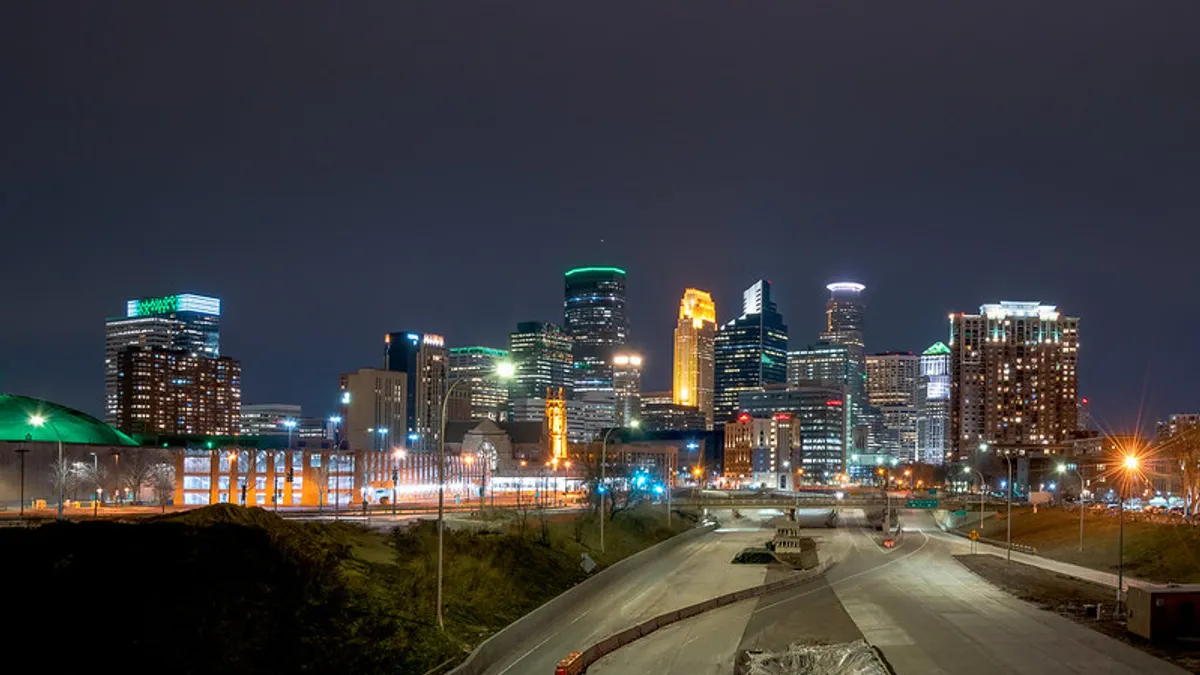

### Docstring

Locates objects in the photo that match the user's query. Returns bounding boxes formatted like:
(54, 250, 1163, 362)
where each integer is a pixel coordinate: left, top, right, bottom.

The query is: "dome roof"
(0, 395, 138, 446)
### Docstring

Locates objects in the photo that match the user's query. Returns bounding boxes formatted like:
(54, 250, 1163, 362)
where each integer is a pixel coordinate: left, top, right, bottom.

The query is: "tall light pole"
(281, 419, 297, 512)
(437, 361, 514, 631)
(328, 415, 342, 520)
(1057, 462, 1085, 552)
(598, 419, 638, 554)
(1118, 454, 1139, 613)
(391, 448, 405, 516)
(1002, 451, 1014, 562)
(964, 466, 985, 532)
(16, 435, 31, 517)
(29, 415, 64, 520)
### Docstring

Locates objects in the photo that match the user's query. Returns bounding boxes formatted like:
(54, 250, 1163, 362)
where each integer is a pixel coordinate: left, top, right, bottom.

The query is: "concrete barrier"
(445, 523, 717, 675)
(578, 561, 832, 669)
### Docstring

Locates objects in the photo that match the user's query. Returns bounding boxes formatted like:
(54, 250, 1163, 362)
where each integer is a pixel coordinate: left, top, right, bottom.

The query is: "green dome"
(0, 395, 138, 446)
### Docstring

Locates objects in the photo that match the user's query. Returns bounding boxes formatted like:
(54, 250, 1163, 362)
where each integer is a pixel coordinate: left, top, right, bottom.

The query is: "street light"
(598, 418, 639, 554)
(1118, 453, 1139, 612)
(963, 466, 985, 532)
(1002, 450, 1014, 562)
(29, 414, 65, 520)
(391, 448, 406, 515)
(328, 415, 343, 519)
(1057, 462, 1085, 552)
(280, 419, 297, 512)
(436, 362, 513, 631)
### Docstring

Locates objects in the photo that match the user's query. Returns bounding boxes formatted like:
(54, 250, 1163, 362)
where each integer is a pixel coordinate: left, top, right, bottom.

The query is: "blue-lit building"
(384, 331, 448, 453)
(508, 321, 574, 402)
(105, 293, 222, 424)
(563, 266, 628, 395)
(713, 280, 788, 425)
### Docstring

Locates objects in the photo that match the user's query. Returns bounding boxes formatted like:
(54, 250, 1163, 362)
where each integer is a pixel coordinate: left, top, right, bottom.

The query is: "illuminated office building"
(508, 321, 574, 401)
(384, 331, 448, 453)
(563, 266, 628, 394)
(672, 288, 717, 429)
(737, 387, 848, 480)
(866, 352, 919, 461)
(916, 342, 951, 465)
(449, 346, 510, 421)
(820, 282, 868, 441)
(114, 346, 240, 437)
(949, 302, 1080, 460)
(104, 293, 221, 424)
(612, 353, 643, 427)
(339, 368, 408, 453)
(713, 280, 788, 425)
(240, 404, 303, 436)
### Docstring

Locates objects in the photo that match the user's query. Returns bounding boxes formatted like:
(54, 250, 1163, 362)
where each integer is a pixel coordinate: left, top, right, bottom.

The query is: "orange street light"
(1123, 455, 1139, 471)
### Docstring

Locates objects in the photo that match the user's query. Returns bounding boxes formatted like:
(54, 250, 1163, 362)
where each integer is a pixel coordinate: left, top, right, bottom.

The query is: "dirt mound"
(159, 503, 289, 529)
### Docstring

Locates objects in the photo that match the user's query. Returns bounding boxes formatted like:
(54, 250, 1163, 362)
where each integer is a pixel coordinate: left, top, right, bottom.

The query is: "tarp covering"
(742, 640, 890, 675)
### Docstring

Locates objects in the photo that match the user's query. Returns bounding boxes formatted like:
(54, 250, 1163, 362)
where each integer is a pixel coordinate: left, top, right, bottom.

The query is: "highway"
(478, 509, 786, 675)
(587, 510, 1188, 675)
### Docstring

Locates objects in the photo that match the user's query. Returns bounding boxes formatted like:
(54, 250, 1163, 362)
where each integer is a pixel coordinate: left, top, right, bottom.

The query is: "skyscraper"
(713, 280, 788, 425)
(114, 346, 241, 437)
(672, 288, 717, 429)
(866, 352, 919, 461)
(563, 266, 628, 393)
(820, 282, 867, 439)
(384, 332, 448, 453)
(949, 302, 1080, 460)
(612, 352, 643, 427)
(508, 321, 573, 401)
(449, 346, 510, 421)
(916, 342, 951, 465)
(104, 293, 221, 424)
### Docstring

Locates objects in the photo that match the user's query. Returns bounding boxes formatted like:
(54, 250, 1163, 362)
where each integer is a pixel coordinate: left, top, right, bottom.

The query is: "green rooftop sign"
(565, 266, 626, 277)
(923, 341, 951, 356)
(135, 295, 180, 316)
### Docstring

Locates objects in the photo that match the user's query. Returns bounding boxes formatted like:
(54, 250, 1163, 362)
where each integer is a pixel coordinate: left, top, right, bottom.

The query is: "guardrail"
(444, 523, 718, 675)
(554, 561, 831, 674)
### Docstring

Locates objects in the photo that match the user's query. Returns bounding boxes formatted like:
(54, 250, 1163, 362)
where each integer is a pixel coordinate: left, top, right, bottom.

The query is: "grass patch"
(0, 503, 691, 675)
(956, 506, 1200, 583)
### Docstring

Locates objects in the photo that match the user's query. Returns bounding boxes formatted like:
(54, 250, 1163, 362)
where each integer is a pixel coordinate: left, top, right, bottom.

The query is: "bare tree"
(151, 462, 175, 513)
(49, 461, 89, 501)
(314, 458, 330, 511)
(1164, 428, 1200, 515)
(121, 450, 162, 503)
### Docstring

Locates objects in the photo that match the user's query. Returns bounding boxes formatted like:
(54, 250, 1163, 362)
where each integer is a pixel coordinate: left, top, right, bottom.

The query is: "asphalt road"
(587, 510, 1189, 675)
(477, 508, 786, 675)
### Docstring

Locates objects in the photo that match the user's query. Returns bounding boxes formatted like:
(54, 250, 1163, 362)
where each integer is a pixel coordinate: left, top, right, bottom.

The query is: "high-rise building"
(566, 392, 617, 444)
(916, 342, 951, 465)
(788, 341, 853, 388)
(866, 352, 919, 461)
(820, 282, 868, 447)
(384, 332, 448, 453)
(737, 387, 848, 480)
(949, 302, 1080, 460)
(339, 368, 408, 453)
(105, 293, 221, 424)
(713, 280, 788, 425)
(449, 347, 510, 422)
(563, 266, 628, 394)
(240, 403, 303, 436)
(672, 288, 717, 429)
(508, 321, 574, 401)
(114, 346, 240, 437)
(612, 352, 642, 427)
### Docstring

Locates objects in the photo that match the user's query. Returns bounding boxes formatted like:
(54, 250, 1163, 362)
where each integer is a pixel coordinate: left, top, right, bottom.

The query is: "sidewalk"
(931, 526, 1154, 592)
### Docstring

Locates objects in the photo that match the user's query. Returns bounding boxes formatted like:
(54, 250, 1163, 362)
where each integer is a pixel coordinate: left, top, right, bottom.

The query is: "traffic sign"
(906, 499, 939, 509)
(969, 529, 979, 541)
(954, 509, 968, 517)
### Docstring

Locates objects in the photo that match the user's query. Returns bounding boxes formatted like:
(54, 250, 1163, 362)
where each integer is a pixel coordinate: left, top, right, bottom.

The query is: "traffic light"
(285, 468, 294, 482)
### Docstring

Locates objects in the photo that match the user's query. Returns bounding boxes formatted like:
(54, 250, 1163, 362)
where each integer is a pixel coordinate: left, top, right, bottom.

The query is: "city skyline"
(4, 4, 1199, 431)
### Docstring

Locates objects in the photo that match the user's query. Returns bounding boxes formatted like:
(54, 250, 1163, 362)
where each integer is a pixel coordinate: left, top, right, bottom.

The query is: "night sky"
(3, 3, 1198, 432)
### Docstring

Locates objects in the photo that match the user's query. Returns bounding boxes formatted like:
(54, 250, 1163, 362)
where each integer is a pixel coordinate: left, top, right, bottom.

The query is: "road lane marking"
(495, 630, 561, 675)
(752, 531, 930, 614)
(569, 610, 591, 625)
